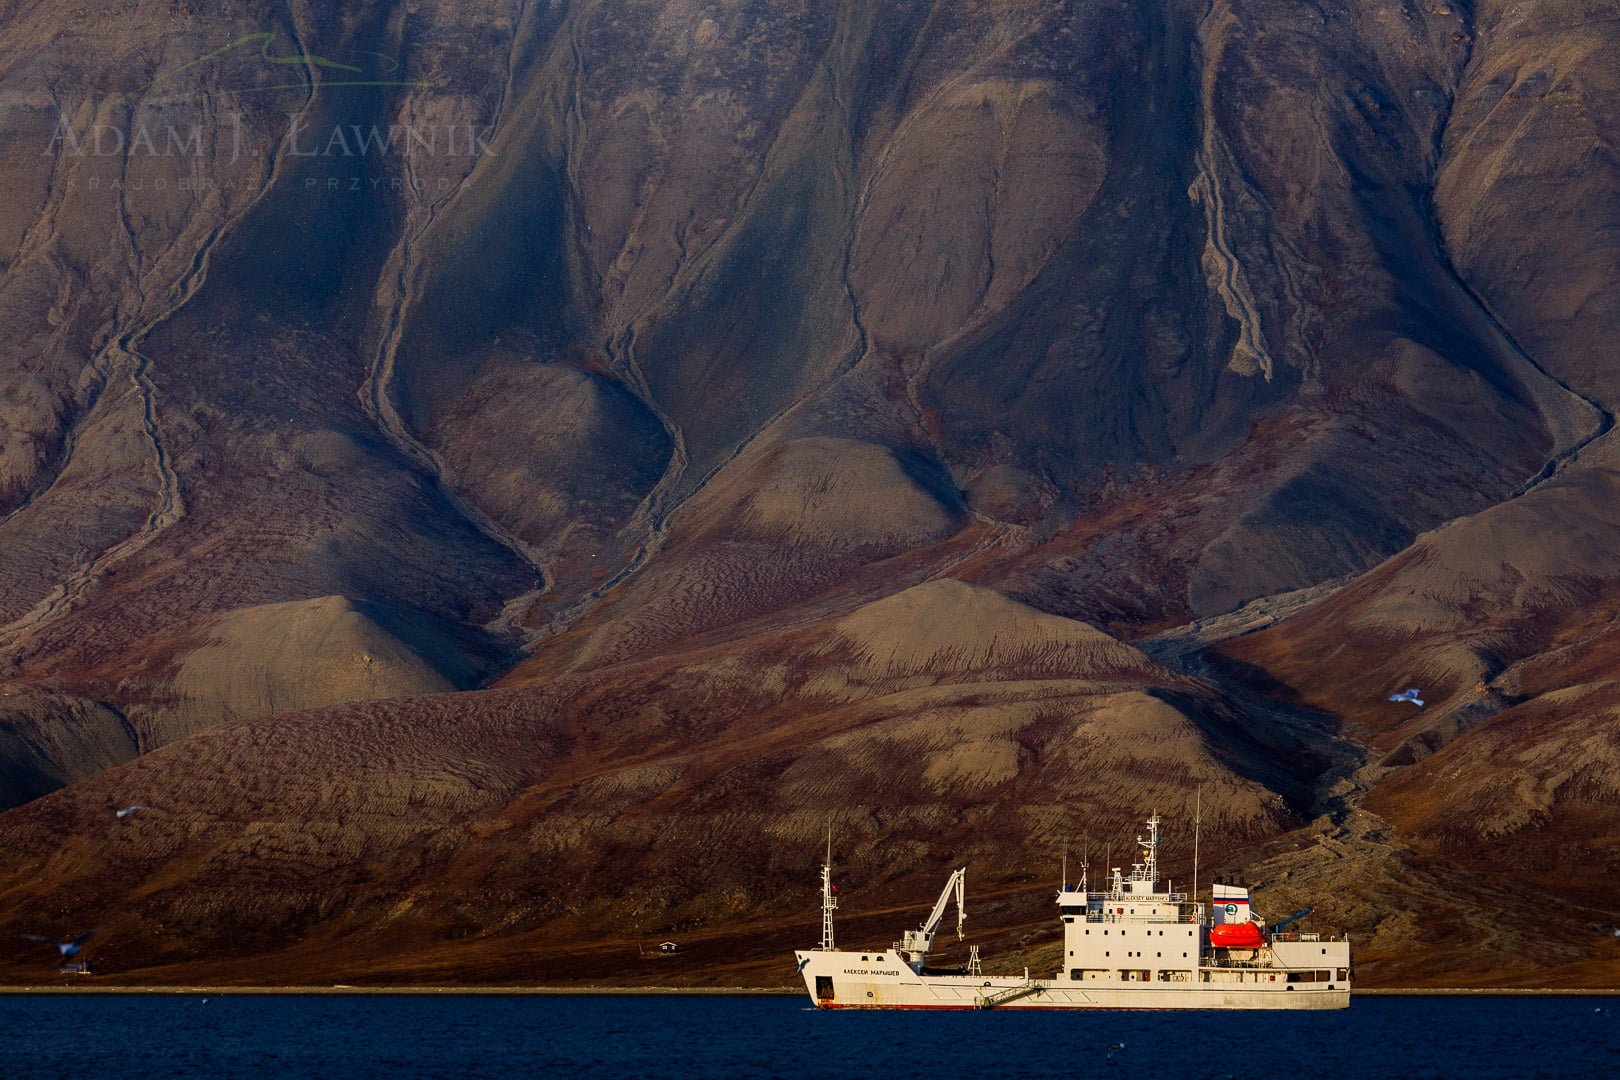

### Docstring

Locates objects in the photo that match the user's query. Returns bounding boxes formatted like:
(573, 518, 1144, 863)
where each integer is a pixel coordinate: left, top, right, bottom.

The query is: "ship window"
(876, 956, 885, 962)
(1105, 951, 1110, 957)
(861, 956, 868, 961)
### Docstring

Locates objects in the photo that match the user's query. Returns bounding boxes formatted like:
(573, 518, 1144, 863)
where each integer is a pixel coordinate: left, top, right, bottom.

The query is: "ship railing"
(1270, 932, 1322, 942)
(1094, 891, 1189, 903)
(1085, 912, 1202, 924)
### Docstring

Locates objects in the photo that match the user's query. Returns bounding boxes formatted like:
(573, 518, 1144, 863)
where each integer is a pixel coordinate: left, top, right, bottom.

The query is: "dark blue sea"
(1, 993, 1614, 1078)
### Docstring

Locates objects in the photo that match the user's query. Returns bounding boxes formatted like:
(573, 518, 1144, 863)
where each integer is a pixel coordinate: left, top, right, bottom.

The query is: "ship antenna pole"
(1192, 785, 1202, 922)
(1061, 839, 1068, 893)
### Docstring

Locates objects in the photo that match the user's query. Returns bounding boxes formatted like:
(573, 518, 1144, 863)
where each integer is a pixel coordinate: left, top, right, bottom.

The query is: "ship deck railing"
(1198, 958, 1347, 972)
(1084, 912, 1202, 924)
(1094, 891, 1190, 903)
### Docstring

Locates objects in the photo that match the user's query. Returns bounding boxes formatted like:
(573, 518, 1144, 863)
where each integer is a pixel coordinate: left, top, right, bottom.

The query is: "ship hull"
(797, 952, 1350, 1010)
(814, 994, 1349, 1010)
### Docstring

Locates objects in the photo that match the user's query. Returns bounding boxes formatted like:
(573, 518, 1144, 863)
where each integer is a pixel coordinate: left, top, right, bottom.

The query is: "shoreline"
(1, 985, 1616, 996)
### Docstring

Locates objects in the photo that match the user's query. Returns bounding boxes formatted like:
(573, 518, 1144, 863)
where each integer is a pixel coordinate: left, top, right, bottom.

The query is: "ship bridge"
(1056, 812, 1202, 925)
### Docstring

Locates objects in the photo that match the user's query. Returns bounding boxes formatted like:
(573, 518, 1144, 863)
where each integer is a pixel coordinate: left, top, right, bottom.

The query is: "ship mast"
(1129, 810, 1162, 888)
(820, 827, 837, 951)
(1191, 786, 1202, 921)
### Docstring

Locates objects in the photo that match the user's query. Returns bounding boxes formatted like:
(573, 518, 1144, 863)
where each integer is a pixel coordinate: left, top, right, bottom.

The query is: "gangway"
(976, 977, 1044, 1009)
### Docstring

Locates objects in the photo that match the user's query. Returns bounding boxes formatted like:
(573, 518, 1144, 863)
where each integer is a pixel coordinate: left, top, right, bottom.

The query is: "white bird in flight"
(115, 805, 148, 819)
(1387, 688, 1424, 707)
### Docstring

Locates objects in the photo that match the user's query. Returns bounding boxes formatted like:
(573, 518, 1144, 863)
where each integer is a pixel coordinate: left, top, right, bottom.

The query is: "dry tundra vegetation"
(1, 0, 1618, 987)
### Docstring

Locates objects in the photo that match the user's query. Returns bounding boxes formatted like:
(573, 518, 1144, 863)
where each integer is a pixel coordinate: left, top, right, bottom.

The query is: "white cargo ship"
(795, 813, 1350, 1009)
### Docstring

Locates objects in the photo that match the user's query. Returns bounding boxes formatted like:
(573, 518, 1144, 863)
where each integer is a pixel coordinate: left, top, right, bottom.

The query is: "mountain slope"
(0, 0, 1618, 986)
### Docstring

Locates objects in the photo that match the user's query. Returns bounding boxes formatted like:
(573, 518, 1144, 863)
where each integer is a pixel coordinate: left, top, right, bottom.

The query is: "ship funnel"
(1212, 883, 1251, 925)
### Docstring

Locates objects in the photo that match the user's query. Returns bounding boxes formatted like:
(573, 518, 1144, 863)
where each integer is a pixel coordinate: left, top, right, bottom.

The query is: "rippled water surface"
(1, 992, 1615, 1078)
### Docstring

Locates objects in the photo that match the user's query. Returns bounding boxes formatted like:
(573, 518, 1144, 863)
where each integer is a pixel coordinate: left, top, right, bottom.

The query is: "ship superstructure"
(795, 812, 1350, 1009)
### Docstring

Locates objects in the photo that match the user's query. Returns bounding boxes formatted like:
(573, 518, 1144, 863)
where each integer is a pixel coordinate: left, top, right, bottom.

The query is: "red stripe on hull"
(819, 1004, 976, 1011)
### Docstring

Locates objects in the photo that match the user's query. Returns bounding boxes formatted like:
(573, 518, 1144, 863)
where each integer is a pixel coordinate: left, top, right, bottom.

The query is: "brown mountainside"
(1, 0, 1618, 987)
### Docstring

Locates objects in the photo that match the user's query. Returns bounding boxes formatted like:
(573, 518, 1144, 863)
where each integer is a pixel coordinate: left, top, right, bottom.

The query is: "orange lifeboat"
(1209, 922, 1266, 949)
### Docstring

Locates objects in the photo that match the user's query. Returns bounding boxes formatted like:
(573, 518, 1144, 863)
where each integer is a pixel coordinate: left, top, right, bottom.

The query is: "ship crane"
(898, 867, 966, 968)
(1270, 907, 1314, 935)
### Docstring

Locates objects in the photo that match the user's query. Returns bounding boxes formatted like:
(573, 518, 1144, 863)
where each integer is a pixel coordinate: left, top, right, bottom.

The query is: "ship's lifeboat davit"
(1209, 922, 1266, 949)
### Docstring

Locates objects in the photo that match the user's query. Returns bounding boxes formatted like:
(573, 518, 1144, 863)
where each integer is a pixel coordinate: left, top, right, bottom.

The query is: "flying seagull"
(20, 930, 96, 959)
(115, 805, 148, 819)
(1387, 688, 1425, 707)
